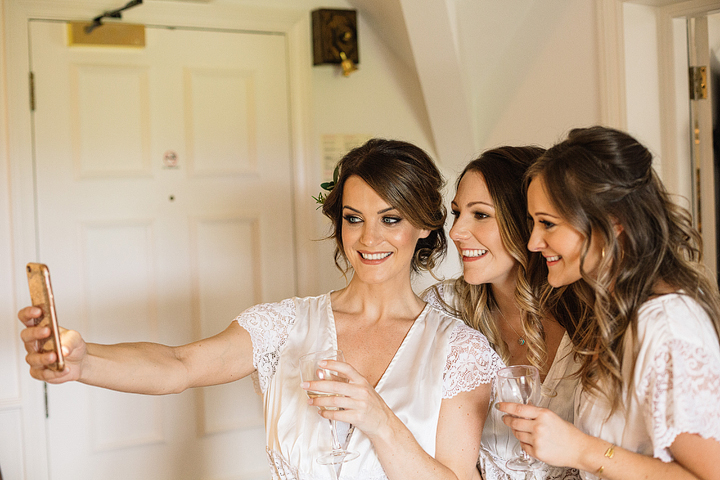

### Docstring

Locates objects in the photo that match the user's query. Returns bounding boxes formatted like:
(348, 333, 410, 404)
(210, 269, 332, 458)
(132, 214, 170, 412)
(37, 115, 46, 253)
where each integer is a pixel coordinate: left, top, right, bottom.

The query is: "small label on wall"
(163, 150, 179, 169)
(321, 134, 373, 180)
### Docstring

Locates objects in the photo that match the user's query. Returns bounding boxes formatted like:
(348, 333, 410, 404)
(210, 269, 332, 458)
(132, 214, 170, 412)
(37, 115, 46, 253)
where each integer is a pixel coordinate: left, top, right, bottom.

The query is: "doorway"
(29, 19, 295, 479)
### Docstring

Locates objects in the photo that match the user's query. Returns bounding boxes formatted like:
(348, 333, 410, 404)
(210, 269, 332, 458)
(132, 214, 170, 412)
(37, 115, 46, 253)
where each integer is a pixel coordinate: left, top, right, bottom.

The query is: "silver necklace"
(498, 309, 526, 346)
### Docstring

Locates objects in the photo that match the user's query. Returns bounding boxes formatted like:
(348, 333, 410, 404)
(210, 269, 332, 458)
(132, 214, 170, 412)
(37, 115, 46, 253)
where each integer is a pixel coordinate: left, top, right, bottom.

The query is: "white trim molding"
(597, 0, 629, 129)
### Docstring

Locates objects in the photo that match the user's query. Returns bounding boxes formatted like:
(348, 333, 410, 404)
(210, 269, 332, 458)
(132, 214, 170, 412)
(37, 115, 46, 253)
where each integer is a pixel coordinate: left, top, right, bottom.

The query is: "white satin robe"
(236, 293, 500, 480)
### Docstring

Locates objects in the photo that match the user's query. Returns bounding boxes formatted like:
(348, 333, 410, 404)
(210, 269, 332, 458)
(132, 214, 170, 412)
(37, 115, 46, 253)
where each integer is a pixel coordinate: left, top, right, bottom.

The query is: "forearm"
(574, 436, 699, 480)
(80, 342, 190, 395)
(369, 415, 460, 480)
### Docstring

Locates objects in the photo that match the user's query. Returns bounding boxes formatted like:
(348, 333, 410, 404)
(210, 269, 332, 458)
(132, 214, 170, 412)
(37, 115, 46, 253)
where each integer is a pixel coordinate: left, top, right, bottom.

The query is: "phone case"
(26, 263, 65, 371)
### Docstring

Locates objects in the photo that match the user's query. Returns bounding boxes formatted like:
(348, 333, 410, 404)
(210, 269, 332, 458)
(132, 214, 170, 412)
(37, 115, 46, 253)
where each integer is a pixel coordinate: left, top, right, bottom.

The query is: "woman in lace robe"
(18, 139, 502, 480)
(499, 126, 720, 479)
(423, 146, 581, 480)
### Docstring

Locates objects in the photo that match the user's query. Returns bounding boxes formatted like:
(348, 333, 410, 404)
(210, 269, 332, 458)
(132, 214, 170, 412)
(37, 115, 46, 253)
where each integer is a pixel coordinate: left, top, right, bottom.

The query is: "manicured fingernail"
(300, 382, 309, 389)
(319, 360, 327, 367)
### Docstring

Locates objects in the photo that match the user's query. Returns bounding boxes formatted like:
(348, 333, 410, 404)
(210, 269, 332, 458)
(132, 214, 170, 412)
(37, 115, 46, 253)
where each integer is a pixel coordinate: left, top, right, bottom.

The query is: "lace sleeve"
(234, 298, 297, 394)
(443, 323, 503, 399)
(422, 283, 446, 311)
(638, 338, 720, 461)
(422, 281, 459, 317)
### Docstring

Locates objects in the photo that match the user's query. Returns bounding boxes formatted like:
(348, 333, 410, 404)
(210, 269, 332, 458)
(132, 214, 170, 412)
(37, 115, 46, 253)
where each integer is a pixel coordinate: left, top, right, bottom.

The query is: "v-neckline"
(540, 331, 572, 389)
(326, 293, 430, 391)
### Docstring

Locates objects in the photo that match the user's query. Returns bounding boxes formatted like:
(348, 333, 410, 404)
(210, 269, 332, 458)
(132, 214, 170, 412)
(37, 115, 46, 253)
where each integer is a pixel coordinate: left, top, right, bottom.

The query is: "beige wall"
(455, 0, 601, 155)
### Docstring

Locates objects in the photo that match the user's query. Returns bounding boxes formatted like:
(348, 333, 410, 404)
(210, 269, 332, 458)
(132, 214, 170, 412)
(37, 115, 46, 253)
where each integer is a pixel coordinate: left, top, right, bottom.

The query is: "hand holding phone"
(26, 263, 65, 371)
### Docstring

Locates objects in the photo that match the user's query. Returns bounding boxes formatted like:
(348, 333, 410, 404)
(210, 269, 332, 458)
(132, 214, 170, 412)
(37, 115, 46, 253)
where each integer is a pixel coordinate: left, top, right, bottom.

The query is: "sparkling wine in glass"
(496, 365, 543, 471)
(300, 349, 359, 465)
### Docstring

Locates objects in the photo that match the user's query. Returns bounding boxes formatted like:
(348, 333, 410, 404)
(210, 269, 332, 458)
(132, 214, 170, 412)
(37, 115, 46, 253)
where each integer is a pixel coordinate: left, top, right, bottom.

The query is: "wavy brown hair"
(527, 126, 720, 413)
(322, 138, 447, 275)
(434, 146, 557, 371)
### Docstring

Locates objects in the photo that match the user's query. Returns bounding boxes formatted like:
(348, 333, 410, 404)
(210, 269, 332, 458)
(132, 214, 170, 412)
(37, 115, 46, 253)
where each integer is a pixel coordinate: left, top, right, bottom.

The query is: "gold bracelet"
(595, 444, 616, 477)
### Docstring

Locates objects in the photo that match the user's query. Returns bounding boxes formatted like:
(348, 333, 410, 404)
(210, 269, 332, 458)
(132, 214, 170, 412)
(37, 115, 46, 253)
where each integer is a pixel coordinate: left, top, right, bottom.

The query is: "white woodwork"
(191, 217, 265, 436)
(71, 64, 152, 177)
(3, 2, 312, 480)
(186, 68, 257, 176)
(0, 410, 25, 479)
(597, 0, 629, 129)
(688, 16, 717, 278)
(28, 20, 296, 480)
(653, 1, 720, 277)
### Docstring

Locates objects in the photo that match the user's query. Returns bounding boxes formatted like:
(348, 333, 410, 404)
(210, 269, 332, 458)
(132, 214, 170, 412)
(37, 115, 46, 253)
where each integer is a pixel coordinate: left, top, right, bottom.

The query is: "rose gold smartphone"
(26, 262, 65, 371)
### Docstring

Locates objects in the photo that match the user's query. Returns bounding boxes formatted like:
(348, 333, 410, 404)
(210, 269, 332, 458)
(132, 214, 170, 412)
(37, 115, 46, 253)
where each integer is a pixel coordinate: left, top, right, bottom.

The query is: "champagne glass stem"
(329, 419, 342, 450)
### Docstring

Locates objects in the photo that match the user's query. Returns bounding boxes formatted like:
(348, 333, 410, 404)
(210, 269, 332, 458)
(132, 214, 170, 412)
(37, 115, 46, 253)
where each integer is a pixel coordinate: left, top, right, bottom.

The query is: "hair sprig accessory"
(313, 165, 339, 206)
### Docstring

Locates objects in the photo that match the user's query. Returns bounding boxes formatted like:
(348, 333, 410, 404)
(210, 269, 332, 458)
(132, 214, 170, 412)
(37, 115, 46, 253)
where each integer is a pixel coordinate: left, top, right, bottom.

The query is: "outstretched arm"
(304, 359, 487, 480)
(19, 306, 255, 394)
(497, 402, 720, 480)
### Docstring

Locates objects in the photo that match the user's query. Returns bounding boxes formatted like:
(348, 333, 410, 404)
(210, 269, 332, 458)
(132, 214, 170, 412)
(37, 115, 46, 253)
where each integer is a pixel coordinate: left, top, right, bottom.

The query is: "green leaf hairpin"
(312, 165, 340, 207)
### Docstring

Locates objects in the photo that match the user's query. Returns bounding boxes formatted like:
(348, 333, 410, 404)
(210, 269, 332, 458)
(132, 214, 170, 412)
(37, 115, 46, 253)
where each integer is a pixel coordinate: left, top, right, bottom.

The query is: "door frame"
(656, 0, 720, 278)
(599, 0, 720, 277)
(3, 1, 317, 478)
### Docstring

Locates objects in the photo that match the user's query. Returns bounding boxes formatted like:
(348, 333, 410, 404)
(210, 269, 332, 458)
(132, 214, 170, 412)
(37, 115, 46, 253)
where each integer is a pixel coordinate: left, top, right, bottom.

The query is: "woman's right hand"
(18, 306, 86, 383)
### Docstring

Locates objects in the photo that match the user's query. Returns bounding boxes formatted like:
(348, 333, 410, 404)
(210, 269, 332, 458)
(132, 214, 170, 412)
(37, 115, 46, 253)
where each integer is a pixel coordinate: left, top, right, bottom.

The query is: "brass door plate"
(68, 22, 145, 47)
(311, 9, 358, 66)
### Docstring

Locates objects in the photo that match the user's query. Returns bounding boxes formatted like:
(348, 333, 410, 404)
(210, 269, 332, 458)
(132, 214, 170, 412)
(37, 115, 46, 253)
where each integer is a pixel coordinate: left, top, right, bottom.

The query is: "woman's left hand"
(496, 401, 590, 468)
(301, 359, 394, 439)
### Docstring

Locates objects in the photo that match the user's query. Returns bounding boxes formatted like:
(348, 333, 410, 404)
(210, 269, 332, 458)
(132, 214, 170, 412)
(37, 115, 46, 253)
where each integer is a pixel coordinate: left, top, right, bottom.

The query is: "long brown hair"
(322, 138, 447, 274)
(440, 146, 553, 370)
(527, 126, 720, 412)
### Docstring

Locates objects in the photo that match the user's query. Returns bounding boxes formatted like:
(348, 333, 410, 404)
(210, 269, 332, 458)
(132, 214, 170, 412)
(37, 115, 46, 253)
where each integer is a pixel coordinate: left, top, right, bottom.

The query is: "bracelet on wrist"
(595, 444, 615, 478)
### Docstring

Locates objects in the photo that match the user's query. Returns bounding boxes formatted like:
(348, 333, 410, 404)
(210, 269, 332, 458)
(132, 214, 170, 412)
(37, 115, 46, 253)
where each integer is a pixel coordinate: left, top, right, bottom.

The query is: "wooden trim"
(597, 0, 628, 129)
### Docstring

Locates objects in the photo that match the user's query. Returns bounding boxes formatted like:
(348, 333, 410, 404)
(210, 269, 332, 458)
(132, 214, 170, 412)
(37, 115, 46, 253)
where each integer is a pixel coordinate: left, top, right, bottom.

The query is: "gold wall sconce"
(312, 9, 359, 77)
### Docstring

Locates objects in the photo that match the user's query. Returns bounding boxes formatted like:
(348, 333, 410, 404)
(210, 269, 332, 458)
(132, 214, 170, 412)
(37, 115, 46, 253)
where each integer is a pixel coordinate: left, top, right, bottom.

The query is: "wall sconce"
(312, 9, 359, 77)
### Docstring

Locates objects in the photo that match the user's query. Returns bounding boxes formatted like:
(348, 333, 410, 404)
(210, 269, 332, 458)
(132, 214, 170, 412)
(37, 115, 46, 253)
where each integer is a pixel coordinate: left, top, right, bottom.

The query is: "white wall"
(454, 0, 601, 160)
(623, 4, 666, 170)
(308, 6, 441, 292)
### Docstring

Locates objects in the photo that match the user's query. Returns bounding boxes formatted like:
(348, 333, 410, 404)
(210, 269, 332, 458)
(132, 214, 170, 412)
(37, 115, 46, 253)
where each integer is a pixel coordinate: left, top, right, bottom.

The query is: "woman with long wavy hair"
(499, 126, 720, 479)
(424, 146, 581, 480)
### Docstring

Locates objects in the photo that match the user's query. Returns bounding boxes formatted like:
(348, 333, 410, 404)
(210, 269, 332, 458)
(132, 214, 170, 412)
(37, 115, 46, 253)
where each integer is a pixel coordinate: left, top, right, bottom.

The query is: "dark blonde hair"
(441, 146, 552, 370)
(322, 138, 447, 274)
(527, 126, 720, 412)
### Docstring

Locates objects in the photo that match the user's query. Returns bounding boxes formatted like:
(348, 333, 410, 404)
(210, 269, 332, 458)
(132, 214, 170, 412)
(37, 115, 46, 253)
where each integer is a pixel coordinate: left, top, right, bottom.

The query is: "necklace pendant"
(518, 338, 526, 346)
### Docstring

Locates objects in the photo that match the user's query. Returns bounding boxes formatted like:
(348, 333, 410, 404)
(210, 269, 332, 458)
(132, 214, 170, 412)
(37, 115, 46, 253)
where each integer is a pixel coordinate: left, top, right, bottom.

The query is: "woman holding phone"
(19, 138, 501, 480)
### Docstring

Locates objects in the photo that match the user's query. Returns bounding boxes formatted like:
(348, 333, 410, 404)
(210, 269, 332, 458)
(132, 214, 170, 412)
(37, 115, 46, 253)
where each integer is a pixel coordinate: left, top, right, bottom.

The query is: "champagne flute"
(300, 349, 359, 465)
(496, 365, 543, 471)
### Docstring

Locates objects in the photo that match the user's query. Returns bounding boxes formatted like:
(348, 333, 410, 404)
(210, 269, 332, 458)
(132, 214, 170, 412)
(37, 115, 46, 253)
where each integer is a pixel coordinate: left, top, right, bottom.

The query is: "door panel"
(30, 21, 293, 480)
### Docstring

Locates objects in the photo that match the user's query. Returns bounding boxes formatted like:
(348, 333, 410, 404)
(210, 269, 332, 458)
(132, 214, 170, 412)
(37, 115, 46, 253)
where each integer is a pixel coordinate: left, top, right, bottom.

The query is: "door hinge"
(689, 66, 708, 100)
(44, 382, 49, 418)
(29, 71, 36, 111)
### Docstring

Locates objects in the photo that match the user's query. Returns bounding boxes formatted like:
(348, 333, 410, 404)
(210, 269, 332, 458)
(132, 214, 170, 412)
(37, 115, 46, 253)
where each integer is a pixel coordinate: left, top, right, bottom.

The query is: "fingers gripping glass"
(300, 349, 359, 465)
(496, 365, 544, 471)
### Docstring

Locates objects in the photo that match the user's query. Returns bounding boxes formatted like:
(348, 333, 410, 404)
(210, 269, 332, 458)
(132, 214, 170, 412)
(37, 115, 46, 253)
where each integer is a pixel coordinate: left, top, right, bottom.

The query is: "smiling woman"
(500, 126, 720, 480)
(18, 138, 502, 480)
(527, 176, 605, 288)
(321, 139, 446, 276)
(423, 146, 581, 480)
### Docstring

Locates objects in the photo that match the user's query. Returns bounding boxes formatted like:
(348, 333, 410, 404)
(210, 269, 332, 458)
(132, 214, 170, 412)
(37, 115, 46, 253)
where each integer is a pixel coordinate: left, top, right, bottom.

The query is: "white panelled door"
(30, 21, 295, 480)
